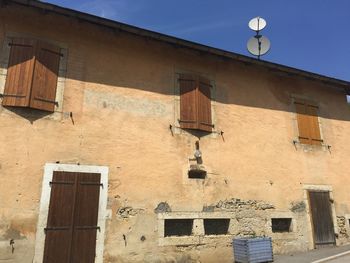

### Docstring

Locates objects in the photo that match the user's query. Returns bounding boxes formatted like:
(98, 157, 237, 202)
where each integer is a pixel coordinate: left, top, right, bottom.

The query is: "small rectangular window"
(271, 218, 292, 233)
(204, 219, 230, 235)
(346, 95, 350, 104)
(164, 219, 193, 237)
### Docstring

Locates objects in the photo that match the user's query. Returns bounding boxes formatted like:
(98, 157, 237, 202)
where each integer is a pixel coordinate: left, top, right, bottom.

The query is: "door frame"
(303, 184, 338, 249)
(33, 163, 109, 263)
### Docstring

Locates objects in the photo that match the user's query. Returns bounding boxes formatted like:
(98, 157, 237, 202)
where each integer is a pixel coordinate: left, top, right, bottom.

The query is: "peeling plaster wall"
(0, 4, 350, 263)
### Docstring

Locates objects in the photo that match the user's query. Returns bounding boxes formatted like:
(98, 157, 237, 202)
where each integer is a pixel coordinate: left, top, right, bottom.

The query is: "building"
(1, 0, 350, 262)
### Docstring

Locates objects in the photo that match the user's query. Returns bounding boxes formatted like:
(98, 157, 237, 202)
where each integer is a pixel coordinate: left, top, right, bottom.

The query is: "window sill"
(292, 139, 331, 152)
(170, 124, 221, 139)
(159, 235, 234, 246)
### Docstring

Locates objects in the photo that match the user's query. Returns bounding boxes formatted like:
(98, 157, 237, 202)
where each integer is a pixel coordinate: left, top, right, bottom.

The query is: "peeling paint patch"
(84, 89, 171, 117)
(154, 202, 171, 213)
(290, 201, 306, 213)
(117, 206, 145, 219)
(214, 198, 275, 211)
(1, 228, 25, 241)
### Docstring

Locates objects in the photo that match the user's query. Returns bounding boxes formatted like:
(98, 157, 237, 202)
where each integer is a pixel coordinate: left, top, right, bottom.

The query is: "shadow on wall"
(2, 5, 350, 122)
(58, 16, 350, 122)
(2, 106, 51, 123)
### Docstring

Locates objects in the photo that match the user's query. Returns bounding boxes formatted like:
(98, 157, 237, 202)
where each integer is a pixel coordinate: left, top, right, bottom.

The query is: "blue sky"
(45, 0, 350, 81)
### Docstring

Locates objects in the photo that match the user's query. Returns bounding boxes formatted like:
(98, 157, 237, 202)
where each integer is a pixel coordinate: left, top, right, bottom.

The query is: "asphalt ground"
(273, 245, 350, 263)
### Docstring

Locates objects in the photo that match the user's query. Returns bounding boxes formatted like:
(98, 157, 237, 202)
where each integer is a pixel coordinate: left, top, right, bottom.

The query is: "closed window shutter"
(307, 104, 322, 145)
(179, 74, 198, 130)
(295, 101, 310, 144)
(198, 77, 213, 132)
(30, 41, 61, 112)
(2, 38, 36, 107)
(295, 100, 322, 145)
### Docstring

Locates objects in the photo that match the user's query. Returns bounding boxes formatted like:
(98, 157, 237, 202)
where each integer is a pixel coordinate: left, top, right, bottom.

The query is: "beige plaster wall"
(0, 4, 350, 263)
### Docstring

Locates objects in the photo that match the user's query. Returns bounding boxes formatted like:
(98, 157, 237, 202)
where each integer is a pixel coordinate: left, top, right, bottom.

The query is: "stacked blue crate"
(233, 237, 273, 263)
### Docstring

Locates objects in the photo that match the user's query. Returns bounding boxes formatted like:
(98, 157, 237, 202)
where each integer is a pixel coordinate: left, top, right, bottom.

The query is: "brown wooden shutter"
(30, 41, 61, 112)
(295, 100, 322, 145)
(307, 104, 322, 145)
(295, 100, 311, 144)
(198, 77, 213, 132)
(71, 173, 101, 263)
(43, 171, 75, 263)
(44, 172, 101, 262)
(2, 38, 36, 107)
(179, 74, 198, 130)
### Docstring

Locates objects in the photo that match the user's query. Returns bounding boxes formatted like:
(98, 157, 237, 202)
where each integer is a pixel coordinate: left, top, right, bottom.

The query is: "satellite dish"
(248, 17, 266, 31)
(246, 16, 270, 59)
(247, 36, 271, 56)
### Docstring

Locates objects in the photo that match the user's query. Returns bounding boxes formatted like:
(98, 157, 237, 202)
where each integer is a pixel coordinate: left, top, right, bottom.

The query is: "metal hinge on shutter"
(75, 226, 101, 232)
(42, 48, 64, 57)
(200, 122, 215, 128)
(44, 226, 69, 232)
(80, 182, 104, 188)
(178, 119, 196, 124)
(49, 181, 74, 186)
(8, 43, 33, 48)
(34, 97, 59, 106)
(0, 94, 26, 98)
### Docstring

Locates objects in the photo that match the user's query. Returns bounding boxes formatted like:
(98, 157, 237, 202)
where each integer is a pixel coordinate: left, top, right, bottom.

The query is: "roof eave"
(5, 0, 350, 89)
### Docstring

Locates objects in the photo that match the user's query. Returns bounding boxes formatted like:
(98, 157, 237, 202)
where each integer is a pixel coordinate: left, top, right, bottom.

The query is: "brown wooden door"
(43, 171, 101, 263)
(308, 191, 336, 247)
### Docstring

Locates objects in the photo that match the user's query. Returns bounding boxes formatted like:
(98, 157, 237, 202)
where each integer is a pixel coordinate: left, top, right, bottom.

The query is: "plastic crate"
(233, 237, 273, 263)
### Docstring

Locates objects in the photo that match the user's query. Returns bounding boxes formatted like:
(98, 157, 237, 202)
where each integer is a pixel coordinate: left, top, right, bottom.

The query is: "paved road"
(327, 254, 350, 263)
(274, 245, 350, 263)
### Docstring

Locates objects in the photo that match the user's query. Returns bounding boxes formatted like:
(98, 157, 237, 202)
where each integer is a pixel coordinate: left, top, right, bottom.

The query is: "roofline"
(4, 0, 350, 89)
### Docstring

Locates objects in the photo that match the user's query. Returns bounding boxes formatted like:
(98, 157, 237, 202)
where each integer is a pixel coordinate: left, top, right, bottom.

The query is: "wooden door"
(308, 191, 336, 247)
(43, 171, 101, 263)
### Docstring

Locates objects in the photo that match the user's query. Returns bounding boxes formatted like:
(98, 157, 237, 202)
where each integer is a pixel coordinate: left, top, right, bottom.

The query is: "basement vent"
(164, 219, 193, 237)
(271, 218, 292, 233)
(204, 219, 230, 235)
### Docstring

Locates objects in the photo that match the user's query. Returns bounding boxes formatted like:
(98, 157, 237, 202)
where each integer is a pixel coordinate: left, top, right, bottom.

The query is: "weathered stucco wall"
(0, 3, 350, 263)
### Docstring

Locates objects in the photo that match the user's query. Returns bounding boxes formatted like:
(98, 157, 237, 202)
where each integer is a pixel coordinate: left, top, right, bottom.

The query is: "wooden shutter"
(2, 38, 36, 107)
(71, 173, 101, 263)
(295, 100, 322, 145)
(179, 74, 198, 130)
(43, 172, 101, 263)
(198, 77, 213, 132)
(30, 41, 61, 112)
(295, 101, 310, 144)
(307, 104, 322, 145)
(43, 171, 75, 263)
